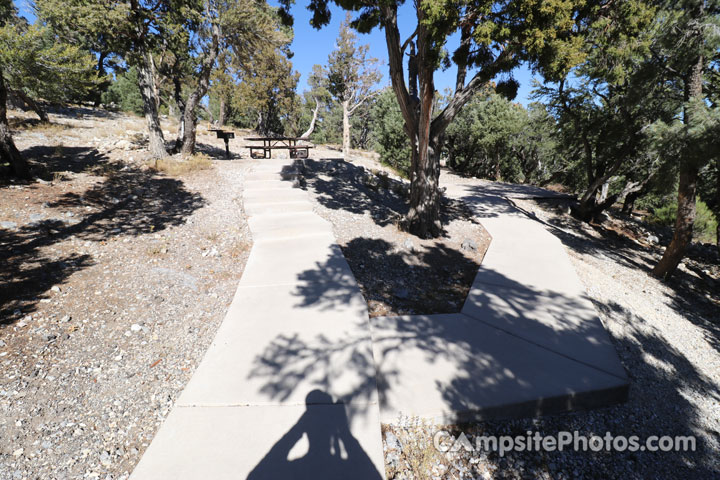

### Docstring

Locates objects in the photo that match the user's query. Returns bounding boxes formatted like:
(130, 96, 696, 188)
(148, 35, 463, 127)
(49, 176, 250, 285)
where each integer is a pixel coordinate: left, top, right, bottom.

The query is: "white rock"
(130, 324, 142, 332)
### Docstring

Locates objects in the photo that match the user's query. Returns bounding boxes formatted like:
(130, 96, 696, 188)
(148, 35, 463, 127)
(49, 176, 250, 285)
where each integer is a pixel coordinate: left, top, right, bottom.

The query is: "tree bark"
(342, 99, 350, 159)
(218, 96, 226, 127)
(653, 53, 704, 280)
(172, 77, 186, 153)
(0, 70, 29, 179)
(405, 16, 442, 238)
(137, 48, 167, 158)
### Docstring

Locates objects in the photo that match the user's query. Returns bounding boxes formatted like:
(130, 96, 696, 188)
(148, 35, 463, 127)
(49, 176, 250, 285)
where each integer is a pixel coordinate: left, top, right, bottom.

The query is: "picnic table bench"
(209, 129, 235, 158)
(245, 137, 314, 159)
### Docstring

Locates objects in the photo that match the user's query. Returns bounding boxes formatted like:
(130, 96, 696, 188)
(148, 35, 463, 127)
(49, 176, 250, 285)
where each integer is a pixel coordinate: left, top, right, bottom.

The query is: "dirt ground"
(1, 108, 253, 479)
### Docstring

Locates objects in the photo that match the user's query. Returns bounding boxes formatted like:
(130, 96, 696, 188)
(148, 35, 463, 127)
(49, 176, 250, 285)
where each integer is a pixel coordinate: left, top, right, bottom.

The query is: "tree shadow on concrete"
(1, 160, 205, 323)
(247, 389, 383, 480)
(248, 242, 719, 478)
(499, 193, 720, 355)
(299, 158, 477, 233)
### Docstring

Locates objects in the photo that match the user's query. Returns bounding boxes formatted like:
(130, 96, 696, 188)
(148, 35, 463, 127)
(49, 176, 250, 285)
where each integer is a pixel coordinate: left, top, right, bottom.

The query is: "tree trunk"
(181, 92, 200, 157)
(173, 78, 186, 153)
(181, 50, 219, 155)
(218, 96, 226, 127)
(300, 97, 320, 139)
(716, 158, 720, 255)
(180, 23, 220, 157)
(342, 99, 351, 159)
(0, 70, 30, 179)
(406, 28, 442, 238)
(93, 51, 107, 107)
(137, 49, 167, 158)
(653, 53, 704, 280)
(12, 89, 48, 123)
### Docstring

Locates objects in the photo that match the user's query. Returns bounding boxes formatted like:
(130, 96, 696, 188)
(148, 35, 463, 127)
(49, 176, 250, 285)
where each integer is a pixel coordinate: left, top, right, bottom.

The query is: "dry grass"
(9, 118, 72, 133)
(149, 153, 213, 176)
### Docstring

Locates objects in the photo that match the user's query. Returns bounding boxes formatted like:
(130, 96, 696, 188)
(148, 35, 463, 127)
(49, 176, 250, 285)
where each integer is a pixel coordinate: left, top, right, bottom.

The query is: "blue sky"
(14, 0, 539, 106)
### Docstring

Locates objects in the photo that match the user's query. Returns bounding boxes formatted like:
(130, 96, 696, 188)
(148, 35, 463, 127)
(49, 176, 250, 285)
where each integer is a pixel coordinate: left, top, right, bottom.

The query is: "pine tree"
(0, 21, 100, 122)
(325, 14, 380, 159)
(650, 0, 720, 279)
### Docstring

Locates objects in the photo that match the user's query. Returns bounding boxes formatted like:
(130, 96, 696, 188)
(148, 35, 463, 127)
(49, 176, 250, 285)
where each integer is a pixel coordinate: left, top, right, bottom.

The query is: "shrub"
(648, 197, 718, 244)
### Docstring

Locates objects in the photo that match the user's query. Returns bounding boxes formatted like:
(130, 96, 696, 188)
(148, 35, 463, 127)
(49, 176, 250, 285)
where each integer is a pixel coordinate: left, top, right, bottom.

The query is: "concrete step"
(248, 212, 334, 242)
(371, 313, 628, 423)
(244, 200, 313, 216)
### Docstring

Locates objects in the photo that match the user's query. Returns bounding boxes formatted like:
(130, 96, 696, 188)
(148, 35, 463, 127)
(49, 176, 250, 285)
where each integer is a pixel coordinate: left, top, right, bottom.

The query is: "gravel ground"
(382, 180, 720, 479)
(297, 151, 490, 317)
(1, 109, 253, 479)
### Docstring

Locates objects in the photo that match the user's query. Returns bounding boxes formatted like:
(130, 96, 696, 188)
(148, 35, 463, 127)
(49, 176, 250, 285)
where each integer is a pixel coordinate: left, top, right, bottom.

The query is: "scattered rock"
(461, 238, 478, 252)
(0, 220, 18, 229)
(646, 234, 659, 244)
(402, 238, 414, 252)
(394, 288, 410, 300)
(130, 324, 142, 333)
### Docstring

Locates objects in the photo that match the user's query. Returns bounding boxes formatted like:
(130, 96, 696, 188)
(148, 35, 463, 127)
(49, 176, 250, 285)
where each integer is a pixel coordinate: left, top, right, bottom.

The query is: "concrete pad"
(239, 234, 347, 287)
(248, 212, 334, 242)
(244, 200, 313, 216)
(178, 283, 376, 407)
(244, 188, 308, 205)
(371, 314, 628, 423)
(129, 403, 385, 480)
(473, 248, 585, 296)
(461, 282, 627, 380)
(245, 179, 297, 190)
(245, 171, 299, 182)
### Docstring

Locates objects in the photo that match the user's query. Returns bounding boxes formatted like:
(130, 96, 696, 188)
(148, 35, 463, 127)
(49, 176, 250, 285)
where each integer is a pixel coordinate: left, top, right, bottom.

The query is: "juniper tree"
(281, 0, 588, 237)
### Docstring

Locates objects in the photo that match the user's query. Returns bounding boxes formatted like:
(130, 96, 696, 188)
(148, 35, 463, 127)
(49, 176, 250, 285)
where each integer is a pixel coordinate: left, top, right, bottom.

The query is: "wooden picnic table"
(245, 137, 314, 159)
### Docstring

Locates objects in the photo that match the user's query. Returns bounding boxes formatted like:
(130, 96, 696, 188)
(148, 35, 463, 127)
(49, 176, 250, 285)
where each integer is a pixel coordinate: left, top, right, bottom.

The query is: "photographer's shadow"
(247, 390, 382, 480)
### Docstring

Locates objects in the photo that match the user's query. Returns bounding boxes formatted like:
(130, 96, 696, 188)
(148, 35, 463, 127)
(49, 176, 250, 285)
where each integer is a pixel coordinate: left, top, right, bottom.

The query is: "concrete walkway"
(371, 176, 628, 423)
(130, 158, 385, 479)
(130, 164, 628, 478)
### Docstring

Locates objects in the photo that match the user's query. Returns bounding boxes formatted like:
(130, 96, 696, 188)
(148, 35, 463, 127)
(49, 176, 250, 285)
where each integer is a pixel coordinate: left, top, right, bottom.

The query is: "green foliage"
(0, 21, 101, 106)
(101, 67, 144, 114)
(326, 14, 380, 105)
(648, 197, 718, 244)
(230, 47, 299, 135)
(445, 92, 559, 183)
(371, 89, 411, 176)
